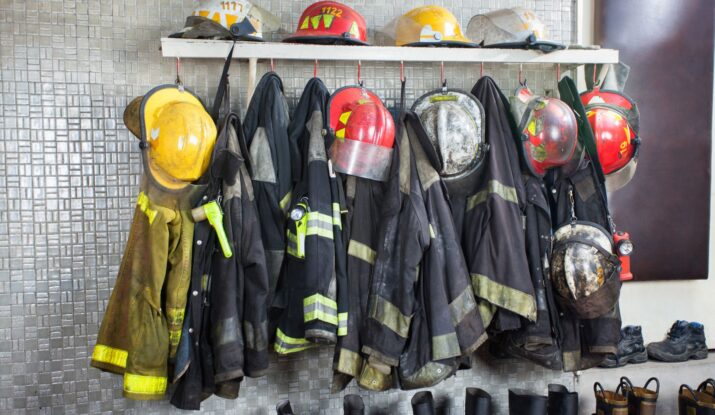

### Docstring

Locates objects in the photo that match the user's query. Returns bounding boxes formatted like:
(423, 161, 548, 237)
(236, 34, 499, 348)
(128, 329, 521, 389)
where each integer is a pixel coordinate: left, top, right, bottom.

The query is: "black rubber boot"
(509, 389, 547, 415)
(276, 400, 295, 415)
(679, 383, 715, 415)
(412, 391, 436, 415)
(647, 321, 708, 362)
(465, 388, 492, 415)
(547, 384, 578, 415)
(594, 382, 628, 415)
(343, 394, 365, 415)
(600, 325, 648, 368)
(621, 377, 659, 415)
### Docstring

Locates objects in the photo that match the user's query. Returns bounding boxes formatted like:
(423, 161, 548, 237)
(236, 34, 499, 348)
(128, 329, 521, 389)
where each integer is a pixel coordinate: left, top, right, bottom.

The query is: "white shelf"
(161, 38, 618, 65)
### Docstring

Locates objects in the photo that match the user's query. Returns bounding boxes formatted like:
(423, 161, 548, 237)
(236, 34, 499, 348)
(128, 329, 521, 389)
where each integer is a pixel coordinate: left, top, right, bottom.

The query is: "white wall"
(580, 0, 715, 345)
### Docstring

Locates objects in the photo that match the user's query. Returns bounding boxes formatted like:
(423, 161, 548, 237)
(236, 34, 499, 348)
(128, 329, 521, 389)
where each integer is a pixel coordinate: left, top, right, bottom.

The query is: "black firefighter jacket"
(274, 78, 349, 353)
(361, 112, 487, 390)
(548, 76, 621, 371)
(171, 112, 270, 409)
(243, 72, 292, 303)
(464, 76, 537, 332)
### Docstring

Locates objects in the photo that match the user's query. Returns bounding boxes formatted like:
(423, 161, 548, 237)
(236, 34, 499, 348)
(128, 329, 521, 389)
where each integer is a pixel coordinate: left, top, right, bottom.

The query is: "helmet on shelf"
(284, 1, 368, 45)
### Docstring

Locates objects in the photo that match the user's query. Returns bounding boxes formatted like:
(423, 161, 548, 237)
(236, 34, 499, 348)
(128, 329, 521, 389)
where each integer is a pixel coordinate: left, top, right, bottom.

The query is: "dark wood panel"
(595, 0, 713, 280)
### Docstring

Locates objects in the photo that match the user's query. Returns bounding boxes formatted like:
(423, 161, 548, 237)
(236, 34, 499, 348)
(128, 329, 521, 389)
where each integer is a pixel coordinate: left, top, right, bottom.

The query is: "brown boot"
(620, 377, 658, 415)
(700, 379, 715, 396)
(594, 382, 628, 415)
(679, 383, 715, 415)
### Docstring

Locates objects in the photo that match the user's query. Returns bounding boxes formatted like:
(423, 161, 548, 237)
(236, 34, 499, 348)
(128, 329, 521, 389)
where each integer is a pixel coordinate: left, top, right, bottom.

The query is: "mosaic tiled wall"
(0, 1, 578, 413)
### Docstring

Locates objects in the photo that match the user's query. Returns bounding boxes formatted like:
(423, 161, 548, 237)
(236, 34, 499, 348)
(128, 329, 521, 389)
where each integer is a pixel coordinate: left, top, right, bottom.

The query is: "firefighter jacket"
(91, 155, 206, 400)
(361, 112, 487, 390)
(494, 174, 563, 370)
(243, 72, 292, 300)
(332, 176, 392, 392)
(463, 76, 536, 332)
(550, 76, 621, 371)
(274, 78, 349, 353)
(170, 112, 271, 409)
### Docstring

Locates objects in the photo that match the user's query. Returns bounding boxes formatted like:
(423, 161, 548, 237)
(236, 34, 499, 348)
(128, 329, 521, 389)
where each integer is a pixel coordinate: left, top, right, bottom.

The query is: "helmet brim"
(282, 35, 369, 45)
(169, 16, 265, 41)
(605, 158, 638, 192)
(482, 40, 565, 53)
(400, 40, 479, 48)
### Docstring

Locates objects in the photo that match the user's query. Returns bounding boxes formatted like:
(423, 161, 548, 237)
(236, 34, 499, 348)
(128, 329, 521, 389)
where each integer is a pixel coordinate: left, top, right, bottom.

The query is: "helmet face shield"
(284, 1, 368, 45)
(412, 89, 486, 195)
(512, 87, 578, 177)
(466, 7, 564, 51)
(328, 86, 395, 181)
(551, 222, 621, 319)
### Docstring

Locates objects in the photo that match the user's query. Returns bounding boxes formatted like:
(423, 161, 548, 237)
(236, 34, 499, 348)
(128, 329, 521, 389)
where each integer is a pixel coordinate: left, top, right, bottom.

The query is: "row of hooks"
(174, 56, 569, 89)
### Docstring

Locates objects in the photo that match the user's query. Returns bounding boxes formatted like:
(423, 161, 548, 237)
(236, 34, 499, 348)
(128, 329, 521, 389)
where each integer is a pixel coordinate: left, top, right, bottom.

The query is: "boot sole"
(599, 349, 648, 368)
(647, 347, 709, 362)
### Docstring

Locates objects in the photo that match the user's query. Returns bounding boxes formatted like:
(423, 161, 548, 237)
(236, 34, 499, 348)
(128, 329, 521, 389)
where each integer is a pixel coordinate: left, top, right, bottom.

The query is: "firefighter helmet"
(551, 221, 621, 319)
(392, 6, 476, 47)
(581, 88, 641, 191)
(466, 7, 564, 52)
(169, 0, 280, 41)
(284, 1, 368, 45)
(411, 89, 486, 195)
(133, 85, 217, 190)
(328, 86, 395, 181)
(511, 86, 578, 177)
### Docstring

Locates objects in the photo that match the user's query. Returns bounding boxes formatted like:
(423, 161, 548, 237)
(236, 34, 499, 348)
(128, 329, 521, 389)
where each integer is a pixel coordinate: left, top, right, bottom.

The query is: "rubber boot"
(547, 384, 578, 415)
(620, 377, 658, 415)
(594, 382, 628, 415)
(700, 379, 715, 396)
(276, 400, 295, 415)
(509, 389, 548, 415)
(466, 388, 492, 415)
(412, 391, 436, 415)
(679, 383, 715, 415)
(344, 394, 365, 415)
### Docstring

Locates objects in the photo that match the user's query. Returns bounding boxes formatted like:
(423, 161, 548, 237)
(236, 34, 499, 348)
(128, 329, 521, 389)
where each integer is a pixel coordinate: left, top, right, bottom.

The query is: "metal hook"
(357, 60, 363, 86)
(270, 58, 275, 72)
(518, 63, 526, 87)
(556, 63, 561, 81)
(400, 61, 405, 83)
(313, 59, 319, 78)
(175, 57, 184, 91)
(592, 64, 599, 87)
(480, 62, 484, 78)
(440, 61, 447, 90)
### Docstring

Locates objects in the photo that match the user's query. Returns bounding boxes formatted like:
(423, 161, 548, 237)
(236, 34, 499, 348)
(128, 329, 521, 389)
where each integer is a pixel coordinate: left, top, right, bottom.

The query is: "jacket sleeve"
(240, 171, 271, 377)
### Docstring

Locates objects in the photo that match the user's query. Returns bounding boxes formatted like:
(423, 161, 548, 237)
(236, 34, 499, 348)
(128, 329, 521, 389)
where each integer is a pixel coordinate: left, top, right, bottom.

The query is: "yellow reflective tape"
(332, 203, 342, 227)
(123, 373, 167, 396)
(300, 16, 310, 29)
(303, 293, 338, 310)
(449, 287, 477, 327)
(466, 180, 519, 211)
(336, 128, 346, 139)
(279, 192, 292, 212)
(349, 21, 360, 38)
(274, 328, 314, 355)
(322, 14, 334, 29)
(369, 295, 411, 338)
(136, 192, 157, 224)
(431, 332, 461, 360)
(348, 240, 376, 265)
(92, 344, 127, 369)
(304, 309, 338, 325)
(471, 273, 537, 321)
(286, 229, 305, 258)
(339, 111, 351, 125)
(338, 312, 348, 336)
(166, 307, 185, 327)
(168, 329, 181, 347)
(335, 348, 362, 376)
(306, 226, 334, 239)
(310, 15, 322, 29)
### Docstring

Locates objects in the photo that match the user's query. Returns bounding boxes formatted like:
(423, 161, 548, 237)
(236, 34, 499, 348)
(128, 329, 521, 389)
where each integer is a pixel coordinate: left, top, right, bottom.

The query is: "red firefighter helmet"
(511, 86, 578, 177)
(284, 1, 368, 45)
(581, 87, 641, 191)
(328, 86, 395, 181)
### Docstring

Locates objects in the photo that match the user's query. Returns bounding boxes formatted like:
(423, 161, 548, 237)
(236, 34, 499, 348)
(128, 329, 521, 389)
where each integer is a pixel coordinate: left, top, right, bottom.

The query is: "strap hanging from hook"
(357, 60, 363, 86)
(440, 61, 447, 91)
(313, 59, 319, 78)
(175, 57, 183, 90)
